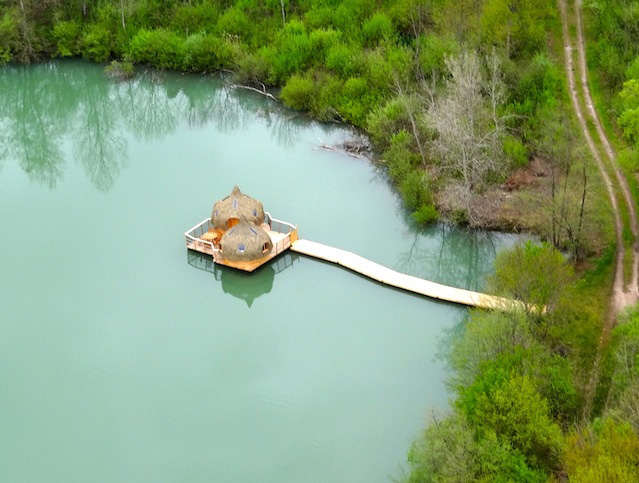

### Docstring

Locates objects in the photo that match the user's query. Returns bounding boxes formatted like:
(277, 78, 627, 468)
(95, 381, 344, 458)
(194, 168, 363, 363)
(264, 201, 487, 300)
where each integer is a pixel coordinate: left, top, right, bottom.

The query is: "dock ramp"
(290, 239, 520, 310)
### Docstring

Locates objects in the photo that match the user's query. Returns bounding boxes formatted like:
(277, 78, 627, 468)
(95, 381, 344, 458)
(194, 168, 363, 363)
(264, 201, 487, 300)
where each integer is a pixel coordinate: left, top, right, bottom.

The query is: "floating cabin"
(185, 186, 298, 272)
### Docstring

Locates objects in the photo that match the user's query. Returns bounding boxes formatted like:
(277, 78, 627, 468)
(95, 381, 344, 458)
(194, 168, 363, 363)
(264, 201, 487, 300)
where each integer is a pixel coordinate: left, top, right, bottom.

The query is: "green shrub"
(489, 241, 574, 313)
(618, 79, 639, 145)
(332, 0, 375, 33)
(171, 3, 219, 35)
(270, 20, 313, 82)
(364, 46, 412, 91)
(82, 24, 112, 62)
(618, 148, 639, 172)
(626, 55, 639, 81)
(367, 97, 410, 149)
(0, 10, 18, 63)
(308, 28, 340, 59)
(182, 33, 226, 71)
(513, 54, 563, 113)
(384, 130, 419, 181)
(303, 6, 334, 30)
(128, 29, 185, 69)
(234, 47, 273, 84)
(53, 20, 81, 57)
(539, 355, 580, 424)
(504, 135, 528, 167)
(338, 76, 375, 125)
(314, 73, 345, 121)
(564, 417, 639, 482)
(216, 7, 252, 40)
(412, 204, 439, 224)
(593, 38, 625, 88)
(280, 74, 315, 111)
(399, 170, 432, 210)
(361, 13, 393, 46)
(458, 370, 563, 472)
(418, 34, 459, 77)
(325, 43, 359, 77)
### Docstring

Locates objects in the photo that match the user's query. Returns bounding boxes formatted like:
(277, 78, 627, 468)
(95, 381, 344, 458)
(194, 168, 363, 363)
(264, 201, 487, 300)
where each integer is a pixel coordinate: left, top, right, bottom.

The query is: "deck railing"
(265, 212, 297, 235)
(184, 218, 218, 255)
(185, 214, 298, 261)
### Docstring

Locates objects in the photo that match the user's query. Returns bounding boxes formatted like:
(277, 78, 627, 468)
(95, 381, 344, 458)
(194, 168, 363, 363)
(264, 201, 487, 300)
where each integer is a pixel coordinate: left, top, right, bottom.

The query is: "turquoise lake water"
(0, 61, 520, 482)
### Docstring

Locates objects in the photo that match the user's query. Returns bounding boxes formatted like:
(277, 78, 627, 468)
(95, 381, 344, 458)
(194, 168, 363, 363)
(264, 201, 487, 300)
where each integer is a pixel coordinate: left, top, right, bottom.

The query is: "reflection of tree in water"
(0, 120, 8, 175)
(74, 72, 126, 191)
(396, 223, 499, 291)
(0, 64, 74, 188)
(258, 105, 304, 148)
(0, 61, 347, 191)
(116, 71, 178, 142)
(177, 77, 222, 127)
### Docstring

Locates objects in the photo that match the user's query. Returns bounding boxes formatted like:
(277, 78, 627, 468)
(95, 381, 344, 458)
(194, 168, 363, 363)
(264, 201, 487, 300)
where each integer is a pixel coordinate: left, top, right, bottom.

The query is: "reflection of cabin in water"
(185, 186, 298, 272)
(187, 250, 299, 306)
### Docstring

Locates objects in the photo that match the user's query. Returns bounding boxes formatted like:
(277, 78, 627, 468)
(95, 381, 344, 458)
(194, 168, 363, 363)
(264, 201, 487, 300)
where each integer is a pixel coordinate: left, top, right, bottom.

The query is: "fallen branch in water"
(230, 84, 277, 101)
(315, 137, 372, 160)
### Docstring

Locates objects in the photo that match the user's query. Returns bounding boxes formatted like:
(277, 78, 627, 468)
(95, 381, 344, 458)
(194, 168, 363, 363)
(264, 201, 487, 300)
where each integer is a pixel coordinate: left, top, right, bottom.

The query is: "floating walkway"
(290, 239, 521, 311)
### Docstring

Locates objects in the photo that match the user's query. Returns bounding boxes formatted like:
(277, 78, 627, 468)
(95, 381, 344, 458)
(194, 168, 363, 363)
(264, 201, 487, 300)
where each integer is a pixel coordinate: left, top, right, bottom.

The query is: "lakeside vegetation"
(2, 0, 639, 481)
(0, 0, 614, 254)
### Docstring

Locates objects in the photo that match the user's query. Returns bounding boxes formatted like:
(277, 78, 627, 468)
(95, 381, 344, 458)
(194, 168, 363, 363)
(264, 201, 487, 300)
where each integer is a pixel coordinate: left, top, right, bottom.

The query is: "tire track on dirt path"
(561, 0, 639, 416)
(559, 0, 625, 318)
(573, 0, 639, 308)
(559, 0, 628, 416)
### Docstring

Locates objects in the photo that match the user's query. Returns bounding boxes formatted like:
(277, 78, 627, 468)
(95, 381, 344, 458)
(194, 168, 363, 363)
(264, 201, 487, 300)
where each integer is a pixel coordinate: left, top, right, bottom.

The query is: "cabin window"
(238, 243, 246, 253)
(253, 209, 257, 216)
(249, 226, 257, 235)
(232, 199, 238, 209)
(214, 210, 218, 217)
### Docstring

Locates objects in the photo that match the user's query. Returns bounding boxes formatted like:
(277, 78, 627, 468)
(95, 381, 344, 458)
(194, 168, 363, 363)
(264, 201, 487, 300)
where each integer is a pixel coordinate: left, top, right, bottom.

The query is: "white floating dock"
(290, 239, 520, 310)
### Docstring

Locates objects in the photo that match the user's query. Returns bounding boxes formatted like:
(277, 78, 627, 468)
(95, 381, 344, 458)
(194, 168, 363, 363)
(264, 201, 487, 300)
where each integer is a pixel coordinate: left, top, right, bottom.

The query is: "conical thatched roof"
(220, 220, 273, 262)
(211, 186, 265, 230)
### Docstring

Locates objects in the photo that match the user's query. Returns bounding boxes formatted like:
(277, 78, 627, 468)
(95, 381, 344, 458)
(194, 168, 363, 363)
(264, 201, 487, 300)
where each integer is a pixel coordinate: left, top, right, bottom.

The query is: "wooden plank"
(290, 239, 522, 310)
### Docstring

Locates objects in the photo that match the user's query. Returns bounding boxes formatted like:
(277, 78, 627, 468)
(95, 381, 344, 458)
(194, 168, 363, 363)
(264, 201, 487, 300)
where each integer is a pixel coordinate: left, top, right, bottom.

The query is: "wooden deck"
(185, 214, 297, 272)
(290, 239, 522, 310)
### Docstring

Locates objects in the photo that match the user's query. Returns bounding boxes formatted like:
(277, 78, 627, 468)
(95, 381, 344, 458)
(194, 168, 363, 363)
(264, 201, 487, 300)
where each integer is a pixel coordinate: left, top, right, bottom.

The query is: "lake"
(0, 61, 520, 482)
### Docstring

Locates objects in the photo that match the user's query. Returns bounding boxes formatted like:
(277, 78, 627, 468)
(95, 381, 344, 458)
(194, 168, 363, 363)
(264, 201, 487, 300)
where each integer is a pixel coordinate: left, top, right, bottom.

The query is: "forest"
(2, 0, 639, 480)
(0, 0, 603, 239)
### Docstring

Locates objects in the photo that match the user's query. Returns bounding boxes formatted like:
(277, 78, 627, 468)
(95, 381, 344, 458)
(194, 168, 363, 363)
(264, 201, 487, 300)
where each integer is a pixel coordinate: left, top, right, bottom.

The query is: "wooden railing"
(184, 218, 218, 257)
(185, 213, 298, 261)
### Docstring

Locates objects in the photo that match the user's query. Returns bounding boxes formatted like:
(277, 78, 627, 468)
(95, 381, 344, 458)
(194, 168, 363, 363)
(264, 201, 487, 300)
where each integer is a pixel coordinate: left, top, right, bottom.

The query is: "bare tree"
(427, 50, 506, 223)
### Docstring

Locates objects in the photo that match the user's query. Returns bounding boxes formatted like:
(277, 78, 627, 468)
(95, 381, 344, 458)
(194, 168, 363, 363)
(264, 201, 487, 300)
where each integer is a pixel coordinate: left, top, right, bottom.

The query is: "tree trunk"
(120, 0, 126, 31)
(575, 161, 588, 259)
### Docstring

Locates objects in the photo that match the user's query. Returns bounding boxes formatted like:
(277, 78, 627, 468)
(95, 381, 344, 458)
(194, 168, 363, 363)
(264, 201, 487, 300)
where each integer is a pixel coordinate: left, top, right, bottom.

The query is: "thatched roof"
(211, 186, 265, 230)
(220, 220, 273, 261)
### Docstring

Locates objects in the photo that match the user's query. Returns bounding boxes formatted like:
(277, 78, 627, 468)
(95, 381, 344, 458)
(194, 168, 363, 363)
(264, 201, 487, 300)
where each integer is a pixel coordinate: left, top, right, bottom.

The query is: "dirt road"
(559, 0, 639, 415)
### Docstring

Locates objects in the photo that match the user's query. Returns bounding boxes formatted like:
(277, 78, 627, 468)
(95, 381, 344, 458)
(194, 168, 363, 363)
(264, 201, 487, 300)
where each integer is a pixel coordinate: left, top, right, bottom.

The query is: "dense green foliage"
(0, 0, 575, 228)
(404, 241, 636, 481)
(4, 1, 639, 480)
(584, 0, 639, 160)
